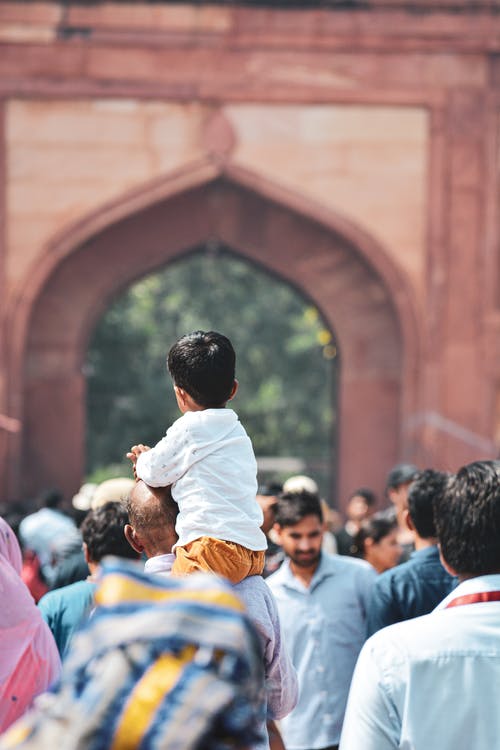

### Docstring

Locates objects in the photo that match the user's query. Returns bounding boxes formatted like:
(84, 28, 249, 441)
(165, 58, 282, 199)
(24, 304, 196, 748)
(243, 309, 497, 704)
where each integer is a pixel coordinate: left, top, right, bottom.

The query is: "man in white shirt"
(340, 460, 500, 750)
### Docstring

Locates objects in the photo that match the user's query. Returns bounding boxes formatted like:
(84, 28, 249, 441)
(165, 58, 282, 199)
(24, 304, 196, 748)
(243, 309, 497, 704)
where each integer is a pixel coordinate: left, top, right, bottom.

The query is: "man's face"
(347, 495, 370, 523)
(274, 514, 323, 568)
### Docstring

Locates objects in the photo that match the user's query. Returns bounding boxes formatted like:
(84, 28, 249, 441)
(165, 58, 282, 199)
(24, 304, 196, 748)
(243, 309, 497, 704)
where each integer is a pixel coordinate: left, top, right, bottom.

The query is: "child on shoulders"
(127, 330, 266, 584)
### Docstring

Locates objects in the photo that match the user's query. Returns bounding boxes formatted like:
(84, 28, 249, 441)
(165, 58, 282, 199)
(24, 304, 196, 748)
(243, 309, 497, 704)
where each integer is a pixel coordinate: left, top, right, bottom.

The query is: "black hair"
(81, 502, 139, 563)
(386, 463, 419, 490)
(348, 487, 377, 506)
(167, 330, 236, 408)
(257, 482, 283, 497)
(352, 514, 397, 558)
(408, 469, 448, 539)
(274, 490, 323, 528)
(37, 487, 64, 510)
(435, 460, 500, 576)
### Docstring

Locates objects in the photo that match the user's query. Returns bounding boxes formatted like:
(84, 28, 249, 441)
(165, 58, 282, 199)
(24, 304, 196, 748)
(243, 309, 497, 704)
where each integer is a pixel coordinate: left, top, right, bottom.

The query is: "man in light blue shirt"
(340, 460, 500, 750)
(266, 491, 376, 750)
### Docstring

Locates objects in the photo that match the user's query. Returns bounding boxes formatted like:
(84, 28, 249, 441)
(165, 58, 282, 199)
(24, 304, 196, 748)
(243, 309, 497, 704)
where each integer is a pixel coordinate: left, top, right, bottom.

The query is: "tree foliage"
(85, 247, 338, 495)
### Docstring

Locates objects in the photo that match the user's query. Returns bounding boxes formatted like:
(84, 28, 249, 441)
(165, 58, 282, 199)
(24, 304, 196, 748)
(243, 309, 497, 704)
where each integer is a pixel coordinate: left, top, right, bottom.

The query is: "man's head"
(36, 487, 64, 511)
(346, 487, 376, 523)
(273, 491, 323, 569)
(407, 469, 448, 540)
(81, 501, 139, 565)
(167, 330, 237, 410)
(435, 460, 500, 578)
(386, 463, 419, 512)
(125, 481, 178, 558)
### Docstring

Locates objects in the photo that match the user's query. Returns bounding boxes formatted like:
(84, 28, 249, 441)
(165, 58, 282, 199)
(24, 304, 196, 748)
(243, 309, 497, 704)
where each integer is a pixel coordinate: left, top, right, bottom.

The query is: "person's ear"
(228, 379, 239, 401)
(82, 542, 90, 565)
(174, 385, 188, 408)
(272, 523, 283, 545)
(124, 524, 144, 554)
(364, 537, 375, 553)
(404, 509, 415, 532)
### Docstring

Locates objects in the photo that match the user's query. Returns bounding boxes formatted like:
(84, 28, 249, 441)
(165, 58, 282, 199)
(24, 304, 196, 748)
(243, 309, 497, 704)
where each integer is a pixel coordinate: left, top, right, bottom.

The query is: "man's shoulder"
(374, 557, 413, 590)
(366, 599, 478, 657)
(235, 574, 273, 600)
(367, 608, 437, 656)
(235, 576, 278, 621)
(325, 552, 377, 579)
(265, 561, 288, 588)
(39, 579, 95, 611)
(375, 547, 444, 588)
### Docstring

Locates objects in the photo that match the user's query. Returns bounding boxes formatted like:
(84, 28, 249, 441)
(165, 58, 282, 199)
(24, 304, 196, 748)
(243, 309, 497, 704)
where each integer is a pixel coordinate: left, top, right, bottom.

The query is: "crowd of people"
(1, 330, 499, 750)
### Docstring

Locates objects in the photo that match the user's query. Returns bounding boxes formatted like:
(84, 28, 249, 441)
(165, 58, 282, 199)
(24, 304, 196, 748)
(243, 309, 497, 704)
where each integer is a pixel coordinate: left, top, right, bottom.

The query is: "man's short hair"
(167, 330, 235, 408)
(408, 469, 448, 539)
(349, 487, 377, 506)
(257, 482, 283, 497)
(81, 502, 139, 563)
(386, 463, 419, 490)
(126, 483, 178, 547)
(435, 460, 500, 576)
(274, 491, 323, 528)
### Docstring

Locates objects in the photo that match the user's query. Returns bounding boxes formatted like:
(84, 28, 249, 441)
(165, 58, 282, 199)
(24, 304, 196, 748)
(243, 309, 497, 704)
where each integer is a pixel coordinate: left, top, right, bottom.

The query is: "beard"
(289, 550, 321, 568)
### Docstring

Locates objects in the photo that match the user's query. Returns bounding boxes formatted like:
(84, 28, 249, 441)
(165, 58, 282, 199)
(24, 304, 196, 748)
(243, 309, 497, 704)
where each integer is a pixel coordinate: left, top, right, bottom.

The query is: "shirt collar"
(410, 545, 440, 561)
(144, 553, 175, 576)
(280, 552, 336, 592)
(435, 573, 500, 610)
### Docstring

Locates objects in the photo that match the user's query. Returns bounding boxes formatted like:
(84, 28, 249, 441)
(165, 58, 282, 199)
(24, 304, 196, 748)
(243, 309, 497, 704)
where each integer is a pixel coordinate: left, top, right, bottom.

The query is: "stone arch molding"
(7, 157, 420, 502)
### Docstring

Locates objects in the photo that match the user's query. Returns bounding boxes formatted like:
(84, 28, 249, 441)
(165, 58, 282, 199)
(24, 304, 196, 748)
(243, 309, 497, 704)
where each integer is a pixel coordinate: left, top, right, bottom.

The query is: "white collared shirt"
(340, 573, 500, 750)
(144, 553, 175, 577)
(136, 409, 266, 550)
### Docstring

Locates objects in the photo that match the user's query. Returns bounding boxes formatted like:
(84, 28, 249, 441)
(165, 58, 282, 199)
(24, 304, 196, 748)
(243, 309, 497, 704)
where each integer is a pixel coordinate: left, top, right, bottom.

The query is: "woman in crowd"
(0, 551, 61, 732)
(0, 516, 22, 574)
(353, 515, 402, 574)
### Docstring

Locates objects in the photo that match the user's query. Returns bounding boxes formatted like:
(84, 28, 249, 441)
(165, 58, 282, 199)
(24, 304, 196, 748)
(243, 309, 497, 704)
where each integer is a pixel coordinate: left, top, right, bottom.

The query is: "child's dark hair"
(167, 331, 236, 408)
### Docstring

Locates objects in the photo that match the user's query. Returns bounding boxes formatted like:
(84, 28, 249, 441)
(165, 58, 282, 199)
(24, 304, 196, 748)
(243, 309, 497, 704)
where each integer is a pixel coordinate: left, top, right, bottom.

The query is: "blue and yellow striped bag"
(1, 558, 265, 750)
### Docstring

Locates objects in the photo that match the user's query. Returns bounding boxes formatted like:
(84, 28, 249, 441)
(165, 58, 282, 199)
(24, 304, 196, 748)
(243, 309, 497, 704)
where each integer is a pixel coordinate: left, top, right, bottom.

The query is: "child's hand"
(126, 444, 150, 479)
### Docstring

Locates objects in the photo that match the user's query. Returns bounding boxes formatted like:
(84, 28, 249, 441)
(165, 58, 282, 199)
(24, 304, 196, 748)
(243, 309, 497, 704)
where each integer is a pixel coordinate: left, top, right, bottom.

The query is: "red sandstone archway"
(5, 160, 420, 504)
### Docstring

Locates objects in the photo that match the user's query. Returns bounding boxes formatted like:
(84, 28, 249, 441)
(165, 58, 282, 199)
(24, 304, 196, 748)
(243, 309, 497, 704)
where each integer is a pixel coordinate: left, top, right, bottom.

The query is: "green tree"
(85, 247, 338, 495)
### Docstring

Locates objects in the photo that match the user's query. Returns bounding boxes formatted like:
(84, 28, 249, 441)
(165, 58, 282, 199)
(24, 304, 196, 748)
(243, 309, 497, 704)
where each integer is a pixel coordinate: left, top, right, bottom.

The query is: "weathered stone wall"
(0, 1, 499, 506)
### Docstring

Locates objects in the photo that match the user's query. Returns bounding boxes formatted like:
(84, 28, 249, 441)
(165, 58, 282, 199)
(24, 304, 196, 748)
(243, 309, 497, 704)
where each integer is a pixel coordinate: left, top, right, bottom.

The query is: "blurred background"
(0, 0, 499, 511)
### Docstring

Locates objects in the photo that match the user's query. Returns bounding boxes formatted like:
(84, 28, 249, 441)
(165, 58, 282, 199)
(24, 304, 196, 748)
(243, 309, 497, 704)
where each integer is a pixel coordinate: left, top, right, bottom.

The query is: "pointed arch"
(5, 158, 420, 502)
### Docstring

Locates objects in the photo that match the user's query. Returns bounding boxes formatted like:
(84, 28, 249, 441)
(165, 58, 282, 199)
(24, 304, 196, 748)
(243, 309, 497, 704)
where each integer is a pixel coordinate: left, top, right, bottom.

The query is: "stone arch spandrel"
(206, 178, 410, 504)
(11, 165, 419, 503)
